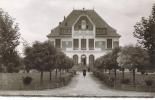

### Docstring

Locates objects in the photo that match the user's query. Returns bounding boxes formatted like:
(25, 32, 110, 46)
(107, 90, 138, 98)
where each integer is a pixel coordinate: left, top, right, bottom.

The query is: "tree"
(117, 45, 150, 85)
(0, 8, 20, 72)
(104, 53, 113, 75)
(24, 41, 57, 84)
(133, 4, 155, 67)
(111, 47, 121, 80)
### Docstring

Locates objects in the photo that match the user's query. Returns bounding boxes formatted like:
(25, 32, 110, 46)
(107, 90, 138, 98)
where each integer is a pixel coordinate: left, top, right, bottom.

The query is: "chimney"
(64, 16, 66, 20)
(59, 22, 61, 25)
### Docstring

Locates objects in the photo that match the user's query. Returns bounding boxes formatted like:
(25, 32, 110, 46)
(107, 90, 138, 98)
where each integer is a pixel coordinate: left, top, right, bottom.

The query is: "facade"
(47, 9, 121, 68)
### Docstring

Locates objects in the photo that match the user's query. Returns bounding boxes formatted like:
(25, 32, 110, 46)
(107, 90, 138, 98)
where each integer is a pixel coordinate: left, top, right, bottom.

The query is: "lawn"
(107, 71, 155, 86)
(94, 70, 155, 92)
(0, 71, 73, 90)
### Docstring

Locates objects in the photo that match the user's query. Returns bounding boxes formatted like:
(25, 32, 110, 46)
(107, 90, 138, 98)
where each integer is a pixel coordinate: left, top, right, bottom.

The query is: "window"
(89, 39, 94, 50)
(62, 41, 72, 50)
(81, 39, 86, 50)
(96, 28, 107, 34)
(50, 41, 54, 46)
(60, 27, 71, 34)
(95, 41, 105, 50)
(113, 41, 119, 48)
(73, 39, 79, 50)
(55, 39, 61, 48)
(107, 39, 112, 49)
(81, 20, 86, 30)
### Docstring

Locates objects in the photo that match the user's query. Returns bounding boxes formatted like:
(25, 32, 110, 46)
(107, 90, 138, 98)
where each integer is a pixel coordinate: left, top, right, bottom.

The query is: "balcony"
(72, 30, 95, 38)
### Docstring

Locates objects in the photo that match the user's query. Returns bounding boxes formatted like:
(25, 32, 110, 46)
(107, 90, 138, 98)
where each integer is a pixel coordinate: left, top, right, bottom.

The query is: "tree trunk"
(122, 68, 124, 80)
(49, 70, 52, 81)
(60, 69, 61, 78)
(55, 68, 58, 78)
(133, 69, 136, 86)
(40, 70, 43, 84)
(114, 68, 117, 80)
(67, 69, 69, 72)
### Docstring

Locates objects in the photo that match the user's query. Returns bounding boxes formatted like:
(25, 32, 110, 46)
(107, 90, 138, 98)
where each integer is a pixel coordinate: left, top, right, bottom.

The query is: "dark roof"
(47, 9, 121, 37)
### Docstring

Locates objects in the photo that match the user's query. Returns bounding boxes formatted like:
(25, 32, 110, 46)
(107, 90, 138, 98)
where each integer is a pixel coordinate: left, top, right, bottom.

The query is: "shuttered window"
(73, 39, 79, 50)
(55, 39, 61, 48)
(81, 39, 86, 50)
(107, 39, 112, 49)
(89, 39, 94, 50)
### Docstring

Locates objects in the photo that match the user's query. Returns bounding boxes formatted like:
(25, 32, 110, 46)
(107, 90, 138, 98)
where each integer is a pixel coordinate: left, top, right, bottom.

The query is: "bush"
(23, 76, 32, 85)
(141, 71, 145, 75)
(145, 80, 153, 86)
(121, 79, 130, 84)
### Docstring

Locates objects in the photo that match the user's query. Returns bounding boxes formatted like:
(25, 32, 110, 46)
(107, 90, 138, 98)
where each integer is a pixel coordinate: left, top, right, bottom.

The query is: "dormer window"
(81, 20, 86, 30)
(74, 16, 93, 31)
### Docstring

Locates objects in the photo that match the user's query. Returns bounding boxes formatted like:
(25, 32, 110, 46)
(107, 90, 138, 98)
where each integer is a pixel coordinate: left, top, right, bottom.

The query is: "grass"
(106, 71, 155, 86)
(94, 70, 155, 92)
(0, 71, 73, 90)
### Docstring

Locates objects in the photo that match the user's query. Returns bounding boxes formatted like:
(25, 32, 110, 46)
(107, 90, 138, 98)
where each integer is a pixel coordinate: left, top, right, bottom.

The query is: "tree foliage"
(24, 41, 74, 72)
(0, 8, 20, 72)
(117, 45, 150, 70)
(133, 4, 155, 64)
(24, 41, 57, 72)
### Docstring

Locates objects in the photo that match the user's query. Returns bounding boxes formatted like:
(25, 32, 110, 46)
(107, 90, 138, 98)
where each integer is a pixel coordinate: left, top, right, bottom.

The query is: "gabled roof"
(47, 9, 121, 37)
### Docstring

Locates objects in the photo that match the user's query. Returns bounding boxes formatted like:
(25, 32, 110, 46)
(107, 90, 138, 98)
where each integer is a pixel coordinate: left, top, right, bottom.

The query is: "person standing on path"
(83, 69, 86, 77)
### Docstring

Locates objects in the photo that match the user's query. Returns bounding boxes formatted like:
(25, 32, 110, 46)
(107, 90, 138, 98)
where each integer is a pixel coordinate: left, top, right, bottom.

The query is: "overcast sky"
(0, 0, 155, 54)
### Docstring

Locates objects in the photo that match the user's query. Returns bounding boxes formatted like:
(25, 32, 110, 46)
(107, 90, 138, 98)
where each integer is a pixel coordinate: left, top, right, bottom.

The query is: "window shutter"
(107, 39, 112, 49)
(89, 39, 94, 50)
(73, 39, 79, 50)
(55, 39, 61, 48)
(81, 39, 86, 50)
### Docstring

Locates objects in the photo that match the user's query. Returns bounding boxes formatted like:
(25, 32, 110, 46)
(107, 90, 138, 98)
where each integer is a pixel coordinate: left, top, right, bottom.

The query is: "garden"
(93, 4, 155, 92)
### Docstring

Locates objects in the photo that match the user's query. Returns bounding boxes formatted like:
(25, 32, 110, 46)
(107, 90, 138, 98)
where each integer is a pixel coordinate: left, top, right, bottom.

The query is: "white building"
(47, 9, 121, 68)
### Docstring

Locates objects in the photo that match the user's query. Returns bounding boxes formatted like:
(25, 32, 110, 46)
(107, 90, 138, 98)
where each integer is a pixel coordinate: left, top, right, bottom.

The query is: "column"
(79, 38, 81, 50)
(87, 39, 89, 50)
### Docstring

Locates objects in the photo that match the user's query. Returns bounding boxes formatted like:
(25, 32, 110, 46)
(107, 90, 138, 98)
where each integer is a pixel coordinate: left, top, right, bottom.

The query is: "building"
(47, 9, 121, 68)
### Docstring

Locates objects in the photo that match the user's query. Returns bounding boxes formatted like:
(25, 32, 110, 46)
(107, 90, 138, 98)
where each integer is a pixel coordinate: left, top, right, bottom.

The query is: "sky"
(0, 0, 155, 55)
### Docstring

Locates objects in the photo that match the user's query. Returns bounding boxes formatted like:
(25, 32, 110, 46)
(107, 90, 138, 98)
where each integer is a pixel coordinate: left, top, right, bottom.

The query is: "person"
(83, 69, 86, 77)
(88, 68, 90, 72)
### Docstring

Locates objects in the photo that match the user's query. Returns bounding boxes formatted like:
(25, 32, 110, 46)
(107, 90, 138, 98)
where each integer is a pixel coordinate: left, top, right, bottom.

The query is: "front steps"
(72, 64, 88, 71)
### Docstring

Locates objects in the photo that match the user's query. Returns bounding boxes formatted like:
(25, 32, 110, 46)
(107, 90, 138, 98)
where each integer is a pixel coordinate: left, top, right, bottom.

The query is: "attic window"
(81, 20, 86, 30)
(96, 28, 107, 34)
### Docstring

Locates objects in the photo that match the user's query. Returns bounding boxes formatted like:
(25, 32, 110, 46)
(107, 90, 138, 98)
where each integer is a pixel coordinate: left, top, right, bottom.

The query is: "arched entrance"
(81, 54, 86, 66)
(89, 55, 94, 69)
(73, 55, 78, 65)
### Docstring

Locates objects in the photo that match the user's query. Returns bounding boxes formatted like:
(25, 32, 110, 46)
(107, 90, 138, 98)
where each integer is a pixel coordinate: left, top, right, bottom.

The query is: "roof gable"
(47, 9, 120, 37)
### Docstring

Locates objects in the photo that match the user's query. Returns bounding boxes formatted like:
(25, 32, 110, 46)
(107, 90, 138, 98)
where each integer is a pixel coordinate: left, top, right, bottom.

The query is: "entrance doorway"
(81, 55, 86, 66)
(73, 55, 78, 65)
